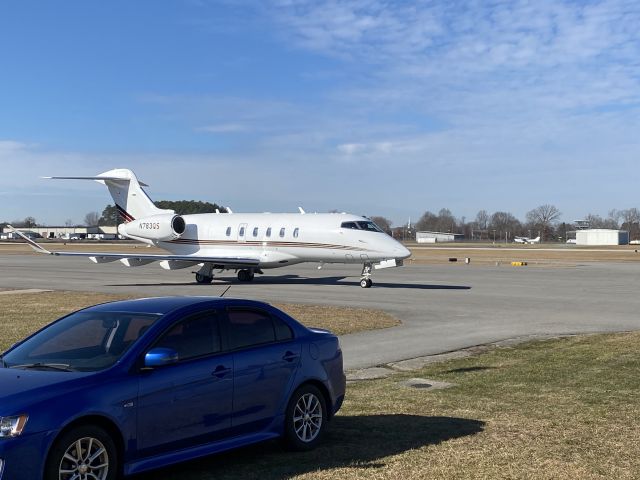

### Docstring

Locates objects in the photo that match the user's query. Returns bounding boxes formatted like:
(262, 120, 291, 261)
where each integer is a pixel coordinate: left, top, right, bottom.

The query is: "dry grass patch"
(0, 291, 137, 350)
(407, 242, 640, 266)
(275, 304, 399, 336)
(0, 292, 399, 350)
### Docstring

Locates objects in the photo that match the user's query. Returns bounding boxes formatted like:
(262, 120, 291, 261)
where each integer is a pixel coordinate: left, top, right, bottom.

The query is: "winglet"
(298, 207, 306, 214)
(6, 226, 53, 255)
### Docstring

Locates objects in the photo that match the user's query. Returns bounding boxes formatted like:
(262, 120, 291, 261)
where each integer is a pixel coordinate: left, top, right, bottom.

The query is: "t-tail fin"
(45, 168, 173, 221)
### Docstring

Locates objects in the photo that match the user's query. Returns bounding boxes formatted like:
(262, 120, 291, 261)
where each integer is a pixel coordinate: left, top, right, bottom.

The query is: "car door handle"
(282, 351, 299, 362)
(212, 365, 232, 378)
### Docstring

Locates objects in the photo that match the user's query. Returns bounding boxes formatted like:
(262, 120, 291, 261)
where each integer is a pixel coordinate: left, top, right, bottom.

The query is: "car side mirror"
(144, 347, 178, 368)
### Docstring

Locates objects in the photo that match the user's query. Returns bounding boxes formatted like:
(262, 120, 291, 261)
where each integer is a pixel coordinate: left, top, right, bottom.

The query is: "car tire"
(44, 425, 119, 480)
(284, 384, 327, 451)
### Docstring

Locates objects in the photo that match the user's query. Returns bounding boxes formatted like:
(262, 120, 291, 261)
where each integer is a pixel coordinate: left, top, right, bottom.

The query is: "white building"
(575, 229, 629, 246)
(1, 226, 119, 240)
(416, 231, 464, 243)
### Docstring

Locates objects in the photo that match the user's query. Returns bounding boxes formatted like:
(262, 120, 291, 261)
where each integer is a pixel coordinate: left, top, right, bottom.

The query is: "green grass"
(132, 333, 640, 480)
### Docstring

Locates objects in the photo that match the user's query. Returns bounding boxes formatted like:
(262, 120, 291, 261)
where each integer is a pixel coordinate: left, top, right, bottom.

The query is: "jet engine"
(118, 213, 186, 241)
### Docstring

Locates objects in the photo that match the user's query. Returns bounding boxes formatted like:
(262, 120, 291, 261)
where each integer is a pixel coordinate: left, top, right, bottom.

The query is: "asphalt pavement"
(1, 254, 639, 369)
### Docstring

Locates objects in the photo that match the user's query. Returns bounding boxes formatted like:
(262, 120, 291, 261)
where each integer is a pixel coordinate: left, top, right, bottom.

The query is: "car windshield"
(340, 220, 384, 233)
(3, 311, 161, 372)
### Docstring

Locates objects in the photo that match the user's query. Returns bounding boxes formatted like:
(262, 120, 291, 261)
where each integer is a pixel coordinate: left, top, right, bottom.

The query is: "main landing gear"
(195, 264, 214, 284)
(195, 273, 213, 284)
(237, 269, 255, 282)
(360, 263, 373, 288)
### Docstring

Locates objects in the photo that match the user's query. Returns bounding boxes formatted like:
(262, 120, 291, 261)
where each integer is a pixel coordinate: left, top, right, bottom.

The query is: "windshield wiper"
(9, 363, 75, 372)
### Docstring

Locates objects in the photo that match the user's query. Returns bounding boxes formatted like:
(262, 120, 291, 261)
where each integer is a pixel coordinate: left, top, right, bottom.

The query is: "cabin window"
(293, 228, 299, 238)
(225, 227, 231, 237)
(239, 226, 245, 237)
(279, 227, 285, 237)
(266, 227, 272, 237)
(253, 227, 259, 237)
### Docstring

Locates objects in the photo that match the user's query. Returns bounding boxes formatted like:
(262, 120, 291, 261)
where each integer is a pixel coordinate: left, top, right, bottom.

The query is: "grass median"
(0, 291, 399, 351)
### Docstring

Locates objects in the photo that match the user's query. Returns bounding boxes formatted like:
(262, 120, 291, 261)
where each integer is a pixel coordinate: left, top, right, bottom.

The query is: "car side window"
(273, 315, 293, 341)
(154, 312, 222, 361)
(227, 309, 289, 350)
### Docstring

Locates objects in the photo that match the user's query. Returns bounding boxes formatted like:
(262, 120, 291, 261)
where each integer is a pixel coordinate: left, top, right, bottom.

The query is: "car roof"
(83, 296, 270, 315)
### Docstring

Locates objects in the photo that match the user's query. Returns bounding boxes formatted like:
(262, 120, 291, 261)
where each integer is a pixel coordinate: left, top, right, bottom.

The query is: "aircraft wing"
(8, 226, 260, 269)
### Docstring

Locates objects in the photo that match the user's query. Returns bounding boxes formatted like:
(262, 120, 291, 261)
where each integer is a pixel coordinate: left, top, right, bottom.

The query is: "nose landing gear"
(360, 263, 373, 288)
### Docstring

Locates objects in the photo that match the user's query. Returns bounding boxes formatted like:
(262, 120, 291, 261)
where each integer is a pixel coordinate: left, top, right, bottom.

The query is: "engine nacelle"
(118, 214, 186, 241)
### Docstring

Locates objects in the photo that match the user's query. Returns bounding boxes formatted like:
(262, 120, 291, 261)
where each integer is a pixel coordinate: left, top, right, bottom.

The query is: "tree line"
(374, 205, 640, 242)
(401, 205, 640, 241)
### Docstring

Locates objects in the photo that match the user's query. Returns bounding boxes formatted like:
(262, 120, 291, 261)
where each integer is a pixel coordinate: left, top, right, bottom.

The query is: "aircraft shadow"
(131, 414, 485, 480)
(108, 275, 471, 290)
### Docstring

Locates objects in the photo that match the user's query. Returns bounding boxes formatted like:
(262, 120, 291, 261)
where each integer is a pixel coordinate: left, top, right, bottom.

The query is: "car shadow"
(131, 414, 484, 480)
(108, 275, 471, 290)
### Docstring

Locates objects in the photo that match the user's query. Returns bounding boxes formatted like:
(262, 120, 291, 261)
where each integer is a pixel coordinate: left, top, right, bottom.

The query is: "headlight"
(0, 415, 28, 438)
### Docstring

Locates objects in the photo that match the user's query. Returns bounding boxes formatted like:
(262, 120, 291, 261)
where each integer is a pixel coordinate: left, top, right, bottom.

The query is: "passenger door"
(225, 308, 301, 434)
(136, 310, 233, 456)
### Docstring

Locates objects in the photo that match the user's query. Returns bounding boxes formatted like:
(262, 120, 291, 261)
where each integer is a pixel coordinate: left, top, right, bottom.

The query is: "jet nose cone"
(395, 243, 411, 259)
(400, 245, 411, 260)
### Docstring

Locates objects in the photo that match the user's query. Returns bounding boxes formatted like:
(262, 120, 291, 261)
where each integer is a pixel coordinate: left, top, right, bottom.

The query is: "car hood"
(0, 368, 92, 414)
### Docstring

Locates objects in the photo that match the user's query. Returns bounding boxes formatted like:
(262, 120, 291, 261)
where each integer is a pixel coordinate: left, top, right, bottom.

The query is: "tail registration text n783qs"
(14, 168, 411, 288)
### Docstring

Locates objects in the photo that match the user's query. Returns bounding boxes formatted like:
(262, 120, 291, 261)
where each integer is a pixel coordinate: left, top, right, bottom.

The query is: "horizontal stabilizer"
(43, 176, 149, 187)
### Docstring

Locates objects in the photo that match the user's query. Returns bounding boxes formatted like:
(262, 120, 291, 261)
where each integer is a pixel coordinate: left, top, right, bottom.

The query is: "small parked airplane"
(12, 168, 411, 288)
(514, 235, 540, 245)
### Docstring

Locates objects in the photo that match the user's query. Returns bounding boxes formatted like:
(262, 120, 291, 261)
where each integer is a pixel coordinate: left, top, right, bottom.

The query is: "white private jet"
(514, 235, 540, 245)
(13, 168, 411, 288)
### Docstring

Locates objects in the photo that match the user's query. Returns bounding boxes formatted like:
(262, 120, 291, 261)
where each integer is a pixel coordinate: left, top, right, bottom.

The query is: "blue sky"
(1, 0, 639, 226)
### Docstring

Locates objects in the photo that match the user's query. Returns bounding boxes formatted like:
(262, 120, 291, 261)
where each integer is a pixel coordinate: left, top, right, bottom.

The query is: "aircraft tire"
(360, 278, 372, 288)
(195, 273, 213, 284)
(238, 270, 253, 282)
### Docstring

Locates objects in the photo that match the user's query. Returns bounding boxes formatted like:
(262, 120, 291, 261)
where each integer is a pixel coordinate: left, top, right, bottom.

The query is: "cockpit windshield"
(340, 220, 384, 233)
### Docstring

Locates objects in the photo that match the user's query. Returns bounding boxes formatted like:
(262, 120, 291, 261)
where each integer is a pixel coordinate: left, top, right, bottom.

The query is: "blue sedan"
(0, 297, 346, 480)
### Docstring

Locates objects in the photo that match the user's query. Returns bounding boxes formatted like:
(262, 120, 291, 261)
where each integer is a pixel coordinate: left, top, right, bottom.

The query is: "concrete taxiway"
(1, 254, 639, 370)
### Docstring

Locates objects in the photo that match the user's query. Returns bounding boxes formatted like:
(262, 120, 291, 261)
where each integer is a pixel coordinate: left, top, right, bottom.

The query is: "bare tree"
(415, 211, 438, 231)
(436, 208, 457, 233)
(525, 205, 561, 241)
(620, 208, 640, 240)
(370, 216, 392, 234)
(475, 210, 489, 230)
(65, 219, 74, 227)
(489, 211, 521, 241)
(84, 212, 100, 226)
(583, 213, 618, 229)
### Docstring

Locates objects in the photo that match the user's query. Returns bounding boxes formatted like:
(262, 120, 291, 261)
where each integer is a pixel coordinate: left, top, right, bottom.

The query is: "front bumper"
(0, 431, 52, 480)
